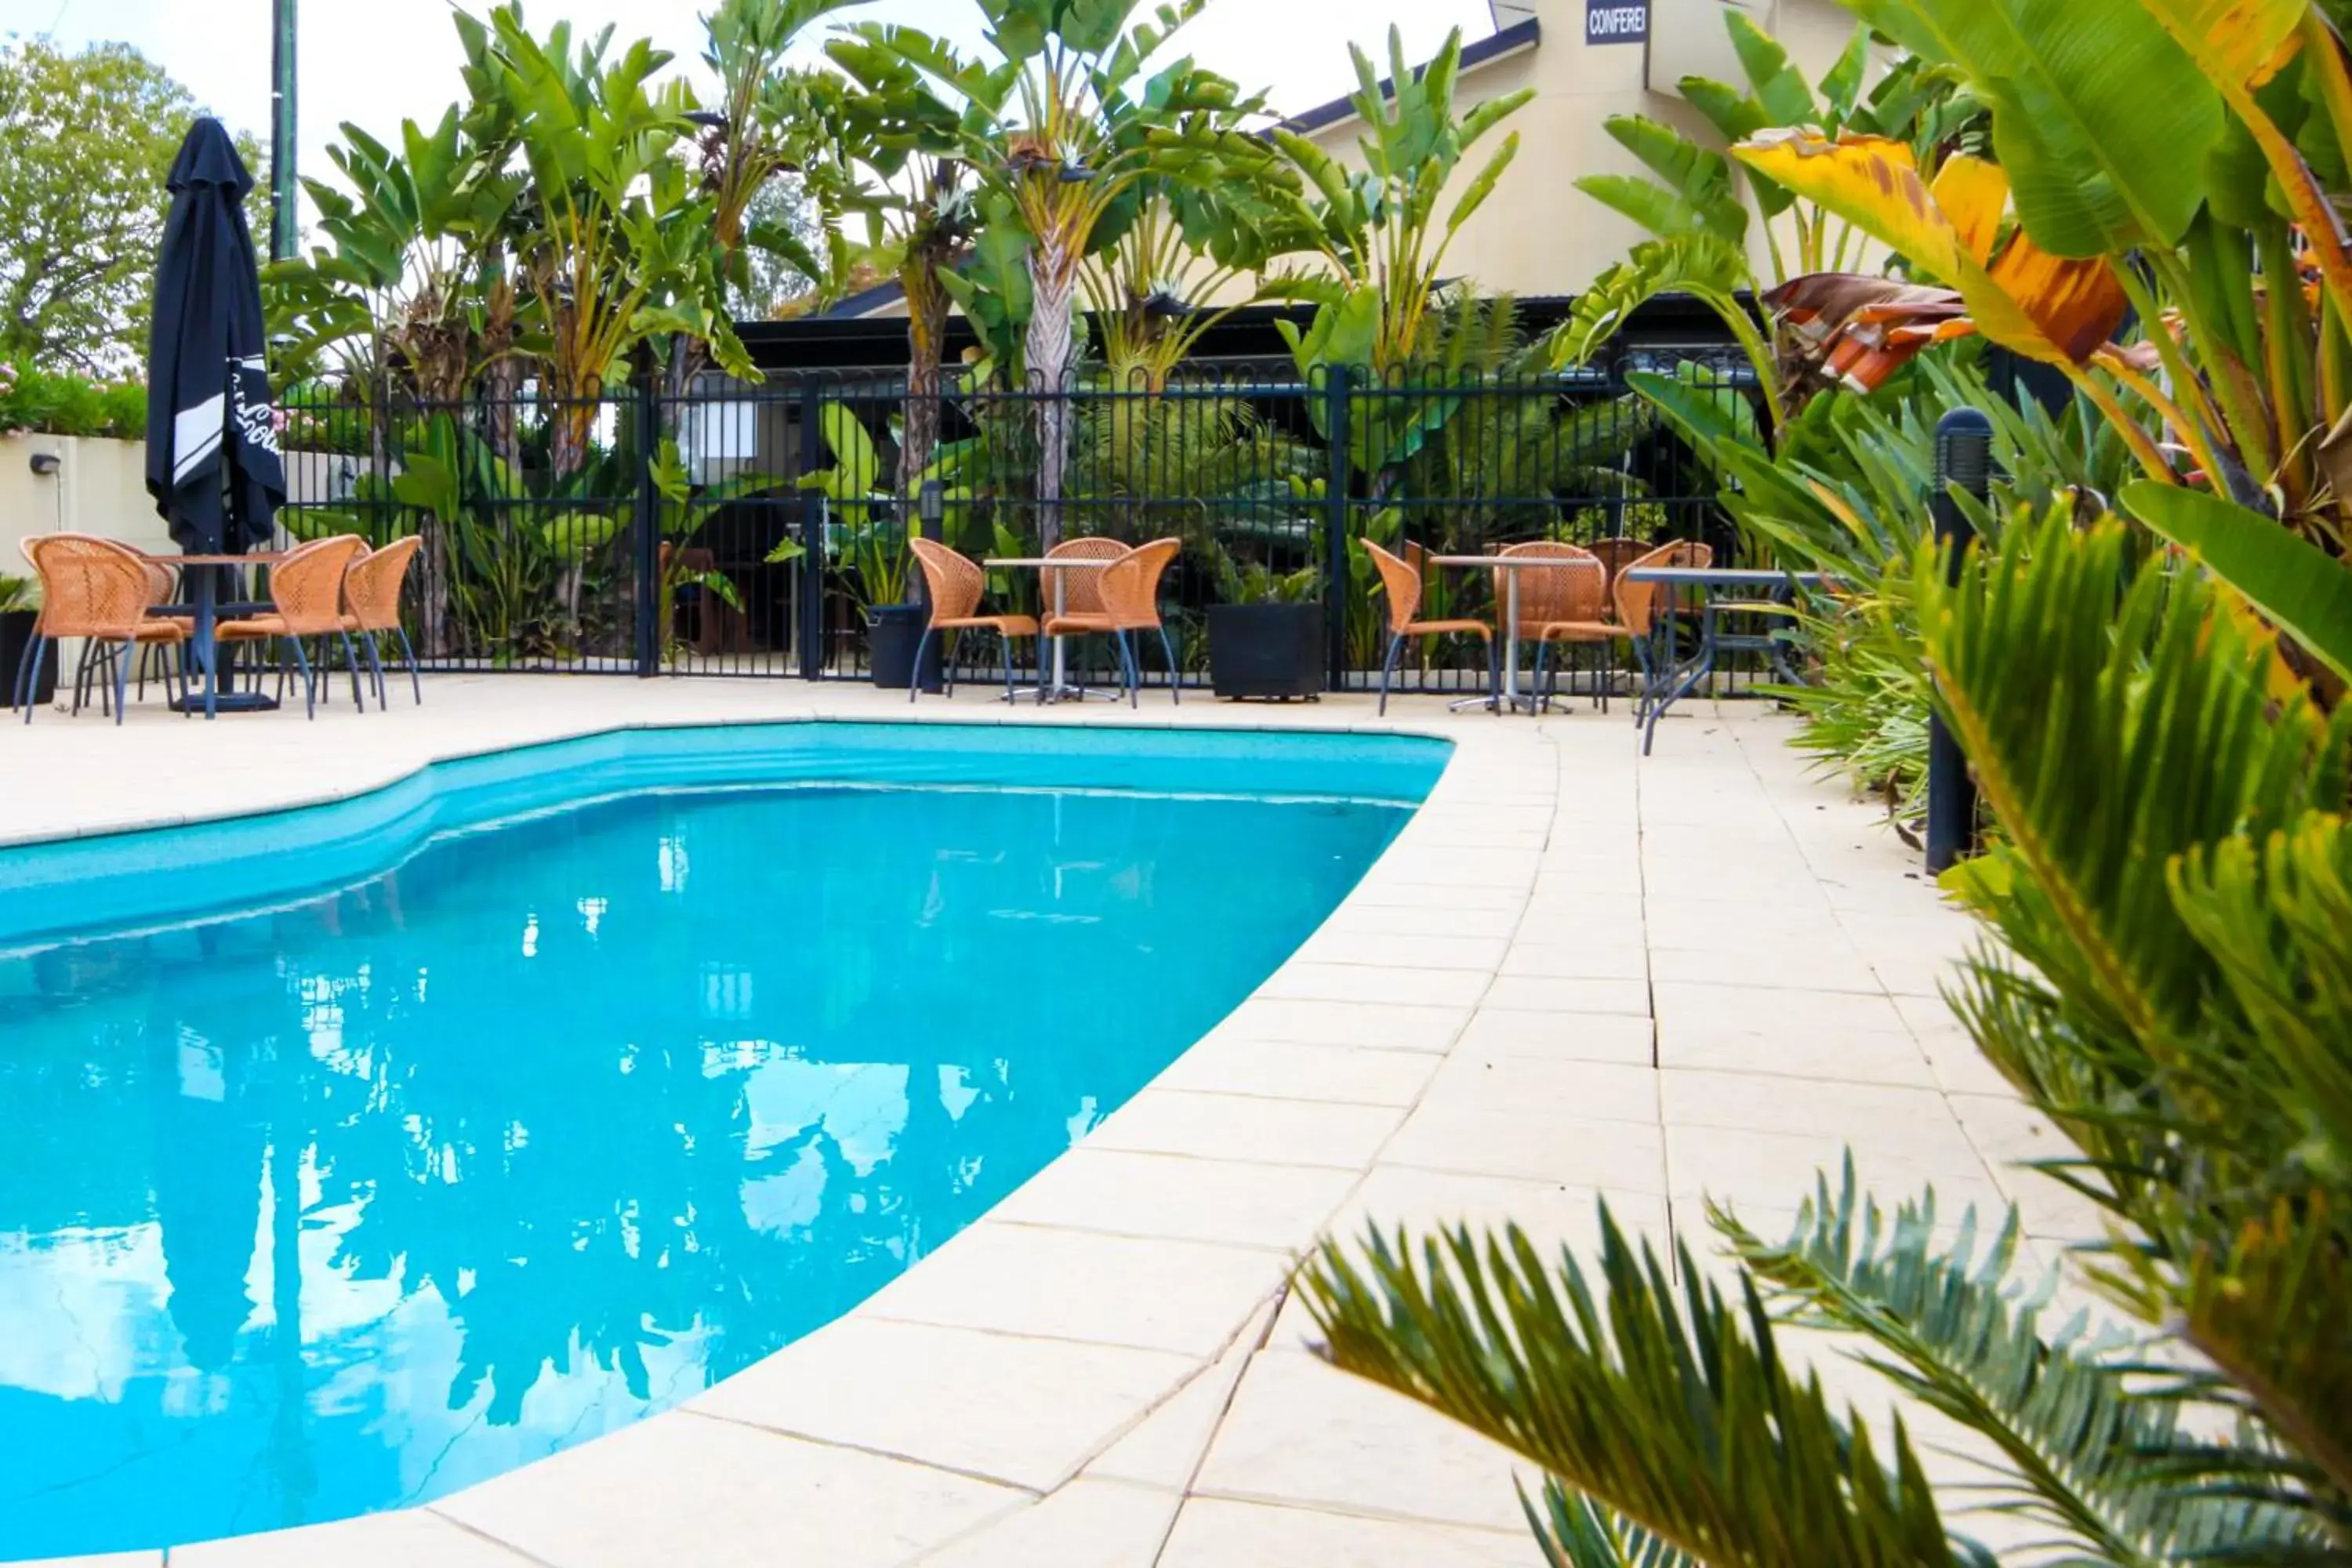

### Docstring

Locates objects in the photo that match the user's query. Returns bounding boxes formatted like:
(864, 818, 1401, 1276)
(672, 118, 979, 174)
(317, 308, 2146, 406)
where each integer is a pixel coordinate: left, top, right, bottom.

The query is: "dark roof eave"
(1281, 18, 1541, 137)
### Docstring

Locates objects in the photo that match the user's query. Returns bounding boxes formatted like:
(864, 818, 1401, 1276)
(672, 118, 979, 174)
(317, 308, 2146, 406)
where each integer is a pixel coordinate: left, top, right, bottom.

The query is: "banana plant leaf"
(2122, 481, 2352, 686)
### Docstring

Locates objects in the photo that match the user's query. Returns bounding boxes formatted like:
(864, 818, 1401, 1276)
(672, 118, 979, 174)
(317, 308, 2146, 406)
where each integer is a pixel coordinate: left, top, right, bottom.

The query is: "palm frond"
(1298, 1210, 1989, 1567)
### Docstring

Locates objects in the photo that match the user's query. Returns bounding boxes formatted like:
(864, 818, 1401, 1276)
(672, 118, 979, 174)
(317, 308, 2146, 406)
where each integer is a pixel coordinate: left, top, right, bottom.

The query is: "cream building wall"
(0, 436, 169, 579)
(2, 435, 348, 576)
(1292, 0, 1867, 299)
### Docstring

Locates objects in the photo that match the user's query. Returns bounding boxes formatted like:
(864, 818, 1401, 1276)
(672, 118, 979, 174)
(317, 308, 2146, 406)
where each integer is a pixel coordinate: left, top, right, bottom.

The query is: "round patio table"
(982, 556, 1119, 704)
(1428, 554, 1564, 714)
(137, 549, 289, 718)
(1620, 565, 1831, 753)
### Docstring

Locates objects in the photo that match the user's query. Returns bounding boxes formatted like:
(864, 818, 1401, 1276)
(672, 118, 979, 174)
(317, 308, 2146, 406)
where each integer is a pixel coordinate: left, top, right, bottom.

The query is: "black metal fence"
(277, 361, 1752, 694)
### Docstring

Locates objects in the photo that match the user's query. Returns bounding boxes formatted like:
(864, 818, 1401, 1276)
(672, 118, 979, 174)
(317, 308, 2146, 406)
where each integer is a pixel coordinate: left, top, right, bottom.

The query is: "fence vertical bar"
(1323, 365, 1352, 691)
(633, 372, 662, 677)
(798, 376, 826, 681)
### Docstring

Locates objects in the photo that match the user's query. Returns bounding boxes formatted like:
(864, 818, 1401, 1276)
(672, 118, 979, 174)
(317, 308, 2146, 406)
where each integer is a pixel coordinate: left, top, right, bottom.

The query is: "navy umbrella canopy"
(146, 119, 285, 554)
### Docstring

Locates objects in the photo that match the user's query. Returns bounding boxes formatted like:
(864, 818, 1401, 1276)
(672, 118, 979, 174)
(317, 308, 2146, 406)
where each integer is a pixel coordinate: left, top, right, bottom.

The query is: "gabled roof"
(1280, 17, 1541, 136)
(816, 278, 909, 320)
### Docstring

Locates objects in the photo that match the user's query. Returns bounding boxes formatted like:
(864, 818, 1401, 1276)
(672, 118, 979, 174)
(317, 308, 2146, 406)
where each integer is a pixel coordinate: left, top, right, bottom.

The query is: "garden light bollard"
(1926, 408, 1992, 875)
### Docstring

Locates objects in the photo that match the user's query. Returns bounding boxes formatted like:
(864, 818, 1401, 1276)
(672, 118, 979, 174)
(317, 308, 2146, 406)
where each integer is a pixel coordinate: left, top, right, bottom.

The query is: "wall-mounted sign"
(1586, 0, 1650, 45)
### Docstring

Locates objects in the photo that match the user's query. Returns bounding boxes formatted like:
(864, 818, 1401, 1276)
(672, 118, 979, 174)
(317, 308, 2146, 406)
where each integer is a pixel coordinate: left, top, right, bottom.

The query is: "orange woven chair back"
(1496, 542, 1600, 630)
(143, 561, 176, 611)
(24, 535, 158, 640)
(1586, 537, 1648, 593)
(1098, 537, 1180, 628)
(1613, 540, 1711, 635)
(1363, 539, 1425, 635)
(909, 537, 986, 625)
(343, 535, 422, 633)
(1045, 536, 1128, 616)
(270, 535, 369, 635)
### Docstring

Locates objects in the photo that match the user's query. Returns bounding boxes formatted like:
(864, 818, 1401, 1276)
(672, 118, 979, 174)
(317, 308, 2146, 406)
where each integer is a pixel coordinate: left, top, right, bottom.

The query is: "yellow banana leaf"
(1735, 132, 2128, 368)
(2132, 0, 2306, 92)
(1930, 155, 2007, 267)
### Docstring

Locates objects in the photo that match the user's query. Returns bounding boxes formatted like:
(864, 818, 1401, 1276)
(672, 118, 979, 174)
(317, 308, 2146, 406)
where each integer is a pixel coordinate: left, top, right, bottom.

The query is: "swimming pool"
(0, 723, 1445, 1559)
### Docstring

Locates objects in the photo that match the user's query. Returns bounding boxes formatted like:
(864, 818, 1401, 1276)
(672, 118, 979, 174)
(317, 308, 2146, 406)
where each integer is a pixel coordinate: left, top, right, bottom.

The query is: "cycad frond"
(1918, 514, 2352, 1527)
(1298, 1209, 1987, 1568)
(1523, 1479, 1702, 1568)
(1920, 512, 2352, 1175)
(1715, 1168, 2317, 1563)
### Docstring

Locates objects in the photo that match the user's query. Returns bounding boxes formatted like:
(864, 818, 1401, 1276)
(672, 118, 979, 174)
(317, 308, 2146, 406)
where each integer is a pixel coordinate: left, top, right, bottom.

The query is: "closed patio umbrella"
(145, 118, 287, 715)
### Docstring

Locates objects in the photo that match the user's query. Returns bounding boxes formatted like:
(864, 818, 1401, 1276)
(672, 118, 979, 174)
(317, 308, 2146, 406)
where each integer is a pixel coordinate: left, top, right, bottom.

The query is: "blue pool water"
(0, 724, 1442, 1559)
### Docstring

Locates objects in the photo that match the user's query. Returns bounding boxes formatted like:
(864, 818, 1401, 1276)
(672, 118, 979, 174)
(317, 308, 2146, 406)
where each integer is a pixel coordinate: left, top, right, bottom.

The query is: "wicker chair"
(340, 535, 425, 708)
(16, 535, 191, 724)
(1041, 537, 1182, 706)
(1521, 539, 1709, 724)
(1364, 538, 1495, 716)
(215, 535, 370, 719)
(907, 537, 1040, 703)
(1031, 535, 1132, 696)
(1490, 542, 1606, 710)
(1584, 536, 1649, 603)
(131, 559, 187, 704)
(1515, 549, 1620, 710)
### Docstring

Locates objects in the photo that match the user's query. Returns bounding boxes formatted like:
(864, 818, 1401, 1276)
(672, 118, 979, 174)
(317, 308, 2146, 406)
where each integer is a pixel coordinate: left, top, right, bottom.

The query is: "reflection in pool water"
(0, 782, 1407, 1559)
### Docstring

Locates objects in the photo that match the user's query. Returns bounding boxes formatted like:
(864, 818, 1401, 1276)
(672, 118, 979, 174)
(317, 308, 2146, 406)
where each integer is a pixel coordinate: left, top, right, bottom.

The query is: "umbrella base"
(168, 691, 281, 715)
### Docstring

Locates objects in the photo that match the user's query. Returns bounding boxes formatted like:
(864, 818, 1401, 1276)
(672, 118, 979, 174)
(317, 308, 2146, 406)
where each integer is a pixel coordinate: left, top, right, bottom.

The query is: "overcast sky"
(7, 0, 1496, 212)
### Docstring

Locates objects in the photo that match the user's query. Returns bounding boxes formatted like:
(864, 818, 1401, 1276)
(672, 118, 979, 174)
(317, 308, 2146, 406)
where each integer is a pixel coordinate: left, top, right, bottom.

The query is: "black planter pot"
(867, 604, 944, 691)
(1207, 602, 1324, 701)
(0, 609, 56, 709)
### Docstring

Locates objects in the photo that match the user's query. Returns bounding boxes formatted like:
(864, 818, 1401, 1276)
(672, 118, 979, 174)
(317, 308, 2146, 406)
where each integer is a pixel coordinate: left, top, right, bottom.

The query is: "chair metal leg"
(909, 626, 934, 704)
(289, 637, 318, 720)
(335, 630, 366, 712)
(944, 630, 958, 699)
(111, 639, 132, 725)
(1114, 632, 1138, 708)
(12, 631, 34, 714)
(1002, 631, 1018, 704)
(1157, 626, 1180, 704)
(1377, 633, 1403, 716)
(71, 642, 97, 716)
(18, 636, 46, 722)
(394, 626, 422, 705)
(1488, 635, 1501, 717)
(361, 631, 387, 710)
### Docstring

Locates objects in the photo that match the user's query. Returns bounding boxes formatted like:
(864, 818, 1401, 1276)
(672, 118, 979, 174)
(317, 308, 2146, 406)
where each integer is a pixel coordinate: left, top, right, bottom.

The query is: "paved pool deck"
(1, 677, 2096, 1567)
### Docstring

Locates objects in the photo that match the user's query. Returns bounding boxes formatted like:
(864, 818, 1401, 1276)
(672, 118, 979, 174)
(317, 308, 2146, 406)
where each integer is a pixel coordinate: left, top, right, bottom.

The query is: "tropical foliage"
(1557, 16, 1984, 426)
(838, 0, 1292, 547)
(1267, 27, 1531, 387)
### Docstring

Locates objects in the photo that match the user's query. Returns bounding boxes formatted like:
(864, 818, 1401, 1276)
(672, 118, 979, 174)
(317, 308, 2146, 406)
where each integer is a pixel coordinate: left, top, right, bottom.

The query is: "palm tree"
(814, 35, 985, 499)
(1298, 511, 2352, 1563)
(844, 0, 1285, 547)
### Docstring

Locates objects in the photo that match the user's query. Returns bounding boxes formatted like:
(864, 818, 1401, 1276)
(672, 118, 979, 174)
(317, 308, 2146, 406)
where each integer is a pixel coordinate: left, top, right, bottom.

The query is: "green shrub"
(0, 362, 147, 439)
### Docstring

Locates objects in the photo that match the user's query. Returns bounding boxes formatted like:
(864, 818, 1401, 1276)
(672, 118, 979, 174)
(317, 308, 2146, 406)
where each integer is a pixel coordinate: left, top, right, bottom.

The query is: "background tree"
(0, 39, 263, 373)
(810, 36, 989, 499)
(851, 0, 1283, 547)
(724, 176, 825, 321)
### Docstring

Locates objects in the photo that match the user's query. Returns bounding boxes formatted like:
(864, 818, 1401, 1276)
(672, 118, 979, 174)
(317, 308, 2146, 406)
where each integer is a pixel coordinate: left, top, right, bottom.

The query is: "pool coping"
(4, 682, 2020, 1567)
